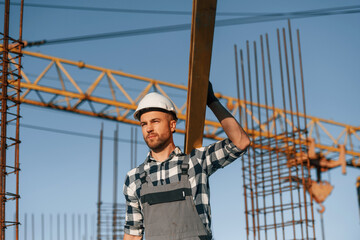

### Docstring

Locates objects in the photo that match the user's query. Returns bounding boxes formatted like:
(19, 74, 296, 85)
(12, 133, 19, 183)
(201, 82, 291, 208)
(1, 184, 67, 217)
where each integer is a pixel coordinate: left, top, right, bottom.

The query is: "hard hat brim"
(134, 107, 178, 121)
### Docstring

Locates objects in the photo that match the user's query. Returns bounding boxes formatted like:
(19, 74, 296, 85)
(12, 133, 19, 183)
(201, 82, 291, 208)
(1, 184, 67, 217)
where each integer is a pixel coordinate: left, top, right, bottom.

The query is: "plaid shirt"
(123, 138, 246, 236)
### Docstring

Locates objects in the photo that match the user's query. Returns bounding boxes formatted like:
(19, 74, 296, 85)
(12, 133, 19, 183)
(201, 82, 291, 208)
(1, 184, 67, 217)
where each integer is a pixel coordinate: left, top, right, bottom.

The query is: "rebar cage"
(235, 21, 316, 240)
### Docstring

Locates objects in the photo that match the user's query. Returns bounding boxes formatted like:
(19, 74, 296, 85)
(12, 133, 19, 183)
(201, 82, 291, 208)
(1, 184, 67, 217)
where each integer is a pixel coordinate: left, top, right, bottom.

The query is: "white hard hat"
(134, 92, 177, 121)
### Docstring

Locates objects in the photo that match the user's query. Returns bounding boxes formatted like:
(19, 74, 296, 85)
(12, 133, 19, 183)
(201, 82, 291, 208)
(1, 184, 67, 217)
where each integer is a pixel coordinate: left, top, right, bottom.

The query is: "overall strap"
(138, 162, 147, 184)
(180, 154, 190, 178)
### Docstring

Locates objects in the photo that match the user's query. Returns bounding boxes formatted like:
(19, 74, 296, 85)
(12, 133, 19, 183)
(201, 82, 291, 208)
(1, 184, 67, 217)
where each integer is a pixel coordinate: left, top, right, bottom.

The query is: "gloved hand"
(207, 81, 219, 106)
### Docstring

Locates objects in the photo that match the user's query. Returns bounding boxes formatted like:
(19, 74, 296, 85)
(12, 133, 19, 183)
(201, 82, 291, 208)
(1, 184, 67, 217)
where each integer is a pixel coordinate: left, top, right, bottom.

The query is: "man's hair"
(167, 112, 177, 122)
(164, 111, 177, 133)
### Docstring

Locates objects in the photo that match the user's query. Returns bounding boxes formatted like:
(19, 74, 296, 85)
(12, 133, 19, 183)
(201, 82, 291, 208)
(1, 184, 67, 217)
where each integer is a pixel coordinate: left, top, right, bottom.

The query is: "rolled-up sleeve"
(123, 174, 144, 236)
(199, 138, 246, 176)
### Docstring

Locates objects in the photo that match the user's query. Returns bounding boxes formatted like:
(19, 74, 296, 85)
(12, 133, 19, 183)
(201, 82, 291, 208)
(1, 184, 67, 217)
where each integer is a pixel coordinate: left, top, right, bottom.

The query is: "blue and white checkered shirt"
(123, 138, 246, 236)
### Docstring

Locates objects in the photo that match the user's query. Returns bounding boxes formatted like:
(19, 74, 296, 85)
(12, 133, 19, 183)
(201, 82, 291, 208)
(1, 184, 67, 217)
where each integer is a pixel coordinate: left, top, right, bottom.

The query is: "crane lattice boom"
(5, 48, 360, 164)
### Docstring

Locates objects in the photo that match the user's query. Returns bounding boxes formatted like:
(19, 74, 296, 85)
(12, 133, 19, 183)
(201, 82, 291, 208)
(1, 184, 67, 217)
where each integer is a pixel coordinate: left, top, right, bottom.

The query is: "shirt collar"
(145, 146, 183, 163)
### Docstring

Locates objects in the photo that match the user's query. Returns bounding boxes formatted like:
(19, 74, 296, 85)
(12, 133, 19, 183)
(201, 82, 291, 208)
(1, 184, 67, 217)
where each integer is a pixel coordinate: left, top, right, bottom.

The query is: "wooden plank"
(184, 0, 217, 154)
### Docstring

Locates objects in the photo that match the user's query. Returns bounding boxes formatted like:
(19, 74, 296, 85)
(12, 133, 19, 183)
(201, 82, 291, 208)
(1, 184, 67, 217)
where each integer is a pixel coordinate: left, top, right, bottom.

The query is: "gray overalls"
(139, 156, 212, 240)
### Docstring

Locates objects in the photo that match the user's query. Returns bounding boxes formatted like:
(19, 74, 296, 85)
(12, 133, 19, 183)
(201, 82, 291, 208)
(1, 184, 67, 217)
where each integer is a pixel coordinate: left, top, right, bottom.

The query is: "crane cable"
(19, 5, 360, 47)
(0, 1, 274, 16)
(8, 121, 147, 144)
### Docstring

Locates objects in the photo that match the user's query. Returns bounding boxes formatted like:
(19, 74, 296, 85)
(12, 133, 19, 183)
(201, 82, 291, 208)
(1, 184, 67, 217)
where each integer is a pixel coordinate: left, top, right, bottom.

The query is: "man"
(123, 83, 250, 240)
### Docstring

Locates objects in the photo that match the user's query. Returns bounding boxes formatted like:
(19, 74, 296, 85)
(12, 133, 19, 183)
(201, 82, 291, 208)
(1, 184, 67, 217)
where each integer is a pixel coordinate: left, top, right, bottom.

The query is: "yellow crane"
(5, 49, 359, 163)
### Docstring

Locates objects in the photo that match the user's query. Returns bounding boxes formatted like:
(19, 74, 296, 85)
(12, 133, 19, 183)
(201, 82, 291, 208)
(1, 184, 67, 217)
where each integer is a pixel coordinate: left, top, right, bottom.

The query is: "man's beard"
(144, 133, 170, 152)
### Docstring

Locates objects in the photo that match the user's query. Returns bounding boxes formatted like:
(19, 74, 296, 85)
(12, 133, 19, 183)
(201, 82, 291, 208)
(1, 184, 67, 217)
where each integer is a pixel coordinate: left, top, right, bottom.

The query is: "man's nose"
(146, 124, 153, 132)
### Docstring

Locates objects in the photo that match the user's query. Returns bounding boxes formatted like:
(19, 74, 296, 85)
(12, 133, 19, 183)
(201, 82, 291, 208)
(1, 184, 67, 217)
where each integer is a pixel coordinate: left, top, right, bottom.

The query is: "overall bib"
(139, 158, 211, 240)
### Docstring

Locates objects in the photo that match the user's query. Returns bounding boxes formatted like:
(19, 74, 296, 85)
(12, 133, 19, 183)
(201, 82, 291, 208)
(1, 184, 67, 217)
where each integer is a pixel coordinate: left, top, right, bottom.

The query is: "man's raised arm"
(207, 82, 251, 150)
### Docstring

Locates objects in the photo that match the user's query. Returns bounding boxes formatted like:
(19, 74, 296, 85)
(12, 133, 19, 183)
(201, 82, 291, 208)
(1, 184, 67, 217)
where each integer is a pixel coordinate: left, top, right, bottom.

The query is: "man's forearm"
(123, 233, 142, 240)
(208, 101, 251, 150)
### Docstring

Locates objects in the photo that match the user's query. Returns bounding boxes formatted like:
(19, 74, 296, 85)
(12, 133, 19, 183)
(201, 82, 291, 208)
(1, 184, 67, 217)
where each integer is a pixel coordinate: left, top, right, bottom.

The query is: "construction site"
(1, 0, 359, 240)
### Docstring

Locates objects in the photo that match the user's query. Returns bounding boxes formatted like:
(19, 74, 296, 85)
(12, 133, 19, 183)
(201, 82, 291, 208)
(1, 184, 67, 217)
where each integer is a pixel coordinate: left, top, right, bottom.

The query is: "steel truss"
(1, 48, 357, 164)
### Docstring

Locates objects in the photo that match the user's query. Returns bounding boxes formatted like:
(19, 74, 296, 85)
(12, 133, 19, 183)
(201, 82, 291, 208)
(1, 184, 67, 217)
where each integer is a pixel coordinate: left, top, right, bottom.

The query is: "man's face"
(140, 111, 176, 152)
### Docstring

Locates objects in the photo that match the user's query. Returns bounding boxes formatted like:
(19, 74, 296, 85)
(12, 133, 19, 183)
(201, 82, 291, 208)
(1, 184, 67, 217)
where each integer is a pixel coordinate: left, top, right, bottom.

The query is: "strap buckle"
(140, 171, 147, 184)
(181, 163, 189, 175)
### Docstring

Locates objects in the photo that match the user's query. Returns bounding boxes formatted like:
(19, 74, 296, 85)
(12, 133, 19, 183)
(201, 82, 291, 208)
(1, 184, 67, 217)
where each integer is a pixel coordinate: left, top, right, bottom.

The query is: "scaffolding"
(235, 21, 315, 239)
(96, 124, 126, 240)
(98, 203, 126, 240)
(0, 0, 24, 239)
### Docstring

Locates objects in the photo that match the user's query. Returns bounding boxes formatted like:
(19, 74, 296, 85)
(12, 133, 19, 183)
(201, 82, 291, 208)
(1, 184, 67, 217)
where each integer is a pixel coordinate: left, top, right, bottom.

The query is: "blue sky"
(2, 0, 360, 239)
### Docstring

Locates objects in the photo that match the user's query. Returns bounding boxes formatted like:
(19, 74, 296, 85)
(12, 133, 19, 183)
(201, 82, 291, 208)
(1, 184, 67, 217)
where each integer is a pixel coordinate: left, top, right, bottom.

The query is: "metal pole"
(72, 214, 75, 240)
(253, 41, 269, 240)
(266, 33, 286, 240)
(319, 212, 325, 240)
(113, 125, 118, 240)
(297, 29, 317, 239)
(41, 214, 44, 240)
(283, 26, 305, 239)
(0, 1, 11, 239)
(246, 40, 261, 240)
(107, 214, 110, 240)
(78, 214, 81, 240)
(97, 123, 104, 240)
(50, 214, 53, 240)
(240, 47, 256, 240)
(91, 214, 95, 240)
(135, 128, 137, 167)
(285, 22, 306, 239)
(24, 213, 27, 240)
(15, 1, 25, 239)
(85, 214, 88, 240)
(277, 28, 297, 239)
(260, 34, 278, 240)
(31, 214, 34, 240)
(234, 44, 250, 240)
(130, 127, 133, 169)
(13, 213, 15, 240)
(92, 214, 95, 240)
(64, 213, 67, 240)
(57, 214, 60, 240)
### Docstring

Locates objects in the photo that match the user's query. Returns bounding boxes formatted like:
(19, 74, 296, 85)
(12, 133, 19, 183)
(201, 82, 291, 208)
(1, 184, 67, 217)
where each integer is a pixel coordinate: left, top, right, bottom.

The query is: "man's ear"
(170, 120, 177, 133)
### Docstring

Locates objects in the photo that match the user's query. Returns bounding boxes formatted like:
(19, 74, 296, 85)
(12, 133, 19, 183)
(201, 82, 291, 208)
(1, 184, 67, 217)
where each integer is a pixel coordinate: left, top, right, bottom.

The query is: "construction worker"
(123, 83, 250, 240)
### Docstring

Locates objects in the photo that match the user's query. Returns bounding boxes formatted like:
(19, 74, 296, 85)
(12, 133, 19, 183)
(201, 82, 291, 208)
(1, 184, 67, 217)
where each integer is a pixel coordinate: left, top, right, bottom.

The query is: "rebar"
(130, 127, 133, 169)
(0, 0, 24, 239)
(234, 44, 250, 239)
(64, 214, 67, 240)
(42, 214, 44, 240)
(22, 213, 108, 240)
(112, 125, 118, 240)
(236, 22, 315, 240)
(297, 29, 316, 240)
(99, 203, 126, 239)
(260, 34, 278, 240)
(134, 128, 137, 167)
(97, 123, 103, 240)
(57, 214, 60, 240)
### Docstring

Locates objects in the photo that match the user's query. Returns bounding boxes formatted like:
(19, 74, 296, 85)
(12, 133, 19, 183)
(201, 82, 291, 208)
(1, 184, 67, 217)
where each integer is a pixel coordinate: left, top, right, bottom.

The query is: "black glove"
(207, 81, 219, 106)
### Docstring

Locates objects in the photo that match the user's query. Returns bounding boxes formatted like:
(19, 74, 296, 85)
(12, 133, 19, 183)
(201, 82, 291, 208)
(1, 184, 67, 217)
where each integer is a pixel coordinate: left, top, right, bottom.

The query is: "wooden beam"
(184, 0, 217, 154)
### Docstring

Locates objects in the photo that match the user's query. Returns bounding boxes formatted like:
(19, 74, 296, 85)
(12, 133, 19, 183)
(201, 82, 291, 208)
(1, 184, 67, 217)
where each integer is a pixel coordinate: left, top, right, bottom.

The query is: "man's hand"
(207, 82, 251, 151)
(123, 233, 142, 240)
(206, 81, 219, 106)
